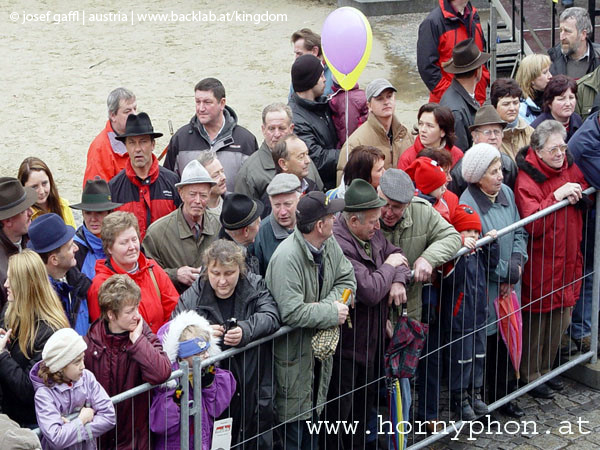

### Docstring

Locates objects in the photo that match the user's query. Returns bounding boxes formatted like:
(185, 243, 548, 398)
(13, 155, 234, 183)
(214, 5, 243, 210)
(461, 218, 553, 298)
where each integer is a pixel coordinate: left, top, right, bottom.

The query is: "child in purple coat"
(150, 310, 236, 450)
(30, 328, 116, 450)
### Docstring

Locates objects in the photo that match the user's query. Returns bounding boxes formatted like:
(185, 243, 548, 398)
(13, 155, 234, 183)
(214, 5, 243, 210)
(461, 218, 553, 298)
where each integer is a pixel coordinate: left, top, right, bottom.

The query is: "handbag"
(385, 305, 429, 379)
(311, 326, 340, 361)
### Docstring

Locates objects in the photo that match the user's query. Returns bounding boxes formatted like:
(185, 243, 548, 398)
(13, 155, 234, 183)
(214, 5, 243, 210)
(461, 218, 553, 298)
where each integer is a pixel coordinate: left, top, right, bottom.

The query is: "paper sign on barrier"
(211, 417, 233, 450)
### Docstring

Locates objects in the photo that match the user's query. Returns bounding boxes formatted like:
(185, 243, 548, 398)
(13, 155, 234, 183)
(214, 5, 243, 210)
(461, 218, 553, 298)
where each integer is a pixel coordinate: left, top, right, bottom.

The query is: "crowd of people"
(0, 2, 599, 449)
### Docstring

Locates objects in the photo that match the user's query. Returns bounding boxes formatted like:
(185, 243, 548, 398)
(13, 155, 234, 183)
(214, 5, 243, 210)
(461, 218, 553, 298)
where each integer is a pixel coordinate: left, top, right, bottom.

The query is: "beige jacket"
(336, 112, 414, 184)
(501, 117, 533, 162)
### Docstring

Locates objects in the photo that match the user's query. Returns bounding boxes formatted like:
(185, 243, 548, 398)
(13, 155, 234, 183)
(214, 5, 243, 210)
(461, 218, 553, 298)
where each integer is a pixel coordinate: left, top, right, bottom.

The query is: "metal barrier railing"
(31, 187, 598, 449)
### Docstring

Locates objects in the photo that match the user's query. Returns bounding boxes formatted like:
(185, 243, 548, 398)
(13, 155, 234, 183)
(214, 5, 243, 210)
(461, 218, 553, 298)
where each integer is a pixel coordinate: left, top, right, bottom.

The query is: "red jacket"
(109, 155, 179, 240)
(514, 146, 587, 313)
(83, 120, 130, 187)
(328, 83, 369, 148)
(88, 252, 179, 333)
(436, 189, 459, 224)
(417, 0, 489, 105)
(397, 135, 464, 170)
(84, 318, 171, 450)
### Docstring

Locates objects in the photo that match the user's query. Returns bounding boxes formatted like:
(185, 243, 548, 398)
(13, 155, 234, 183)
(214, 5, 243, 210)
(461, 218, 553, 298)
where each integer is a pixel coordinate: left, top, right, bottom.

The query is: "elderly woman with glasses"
(514, 120, 588, 399)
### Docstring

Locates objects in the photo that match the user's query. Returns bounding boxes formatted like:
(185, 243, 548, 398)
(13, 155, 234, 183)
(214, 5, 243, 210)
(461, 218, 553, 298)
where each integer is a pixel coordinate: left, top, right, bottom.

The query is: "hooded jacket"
(87, 253, 179, 334)
(164, 106, 258, 192)
(338, 112, 414, 185)
(150, 311, 236, 450)
(417, 0, 489, 105)
(548, 39, 600, 77)
(30, 362, 115, 450)
(397, 135, 464, 171)
(333, 216, 411, 366)
(569, 111, 600, 187)
(109, 155, 180, 240)
(173, 273, 281, 447)
(83, 319, 171, 450)
(73, 225, 105, 280)
(0, 316, 55, 426)
(289, 93, 340, 190)
(514, 146, 587, 312)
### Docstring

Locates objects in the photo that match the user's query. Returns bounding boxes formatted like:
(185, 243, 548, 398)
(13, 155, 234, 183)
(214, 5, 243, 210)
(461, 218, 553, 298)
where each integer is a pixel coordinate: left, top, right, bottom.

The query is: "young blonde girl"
(30, 328, 115, 449)
(150, 310, 236, 450)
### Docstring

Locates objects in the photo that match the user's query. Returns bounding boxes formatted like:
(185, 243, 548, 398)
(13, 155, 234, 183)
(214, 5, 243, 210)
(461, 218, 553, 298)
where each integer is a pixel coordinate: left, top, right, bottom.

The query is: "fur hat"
(461, 143, 501, 184)
(160, 310, 221, 365)
(42, 328, 87, 373)
(404, 157, 447, 195)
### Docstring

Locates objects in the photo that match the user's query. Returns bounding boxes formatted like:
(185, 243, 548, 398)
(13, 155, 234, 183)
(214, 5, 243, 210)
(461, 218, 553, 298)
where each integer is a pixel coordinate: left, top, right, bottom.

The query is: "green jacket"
(265, 228, 356, 422)
(381, 197, 461, 321)
(234, 141, 323, 200)
(142, 206, 220, 292)
(576, 66, 600, 120)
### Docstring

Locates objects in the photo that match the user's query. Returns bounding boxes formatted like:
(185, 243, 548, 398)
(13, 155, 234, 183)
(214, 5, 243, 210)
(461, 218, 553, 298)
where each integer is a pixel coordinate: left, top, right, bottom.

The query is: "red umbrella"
(494, 291, 522, 378)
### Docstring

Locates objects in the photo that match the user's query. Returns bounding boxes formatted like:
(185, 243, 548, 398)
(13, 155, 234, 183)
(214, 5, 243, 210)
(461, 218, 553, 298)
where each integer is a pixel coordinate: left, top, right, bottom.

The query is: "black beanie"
(291, 54, 324, 93)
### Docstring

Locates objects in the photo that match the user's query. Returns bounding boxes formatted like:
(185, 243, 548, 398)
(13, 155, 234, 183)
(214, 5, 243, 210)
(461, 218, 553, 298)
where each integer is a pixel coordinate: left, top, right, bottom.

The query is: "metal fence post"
(193, 356, 203, 450)
(180, 361, 190, 450)
(591, 195, 600, 364)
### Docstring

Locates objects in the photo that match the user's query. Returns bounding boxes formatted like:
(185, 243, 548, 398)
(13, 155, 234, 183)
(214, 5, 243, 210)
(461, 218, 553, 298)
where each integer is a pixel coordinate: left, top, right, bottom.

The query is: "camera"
(224, 318, 238, 332)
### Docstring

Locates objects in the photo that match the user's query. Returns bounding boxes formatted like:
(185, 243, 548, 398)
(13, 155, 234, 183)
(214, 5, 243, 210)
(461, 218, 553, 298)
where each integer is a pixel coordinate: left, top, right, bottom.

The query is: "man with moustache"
(109, 112, 180, 240)
(143, 160, 220, 294)
(234, 103, 322, 203)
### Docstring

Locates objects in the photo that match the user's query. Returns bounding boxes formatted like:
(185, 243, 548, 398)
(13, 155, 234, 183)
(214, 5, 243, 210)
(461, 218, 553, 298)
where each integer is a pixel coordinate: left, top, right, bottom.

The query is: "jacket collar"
(104, 251, 151, 275)
(366, 111, 408, 141)
(290, 92, 330, 111)
(175, 206, 219, 239)
(258, 141, 275, 170)
(515, 145, 571, 183)
(124, 154, 160, 186)
(466, 184, 509, 214)
(335, 215, 375, 263)
(269, 214, 293, 240)
(190, 106, 238, 149)
(448, 78, 480, 111)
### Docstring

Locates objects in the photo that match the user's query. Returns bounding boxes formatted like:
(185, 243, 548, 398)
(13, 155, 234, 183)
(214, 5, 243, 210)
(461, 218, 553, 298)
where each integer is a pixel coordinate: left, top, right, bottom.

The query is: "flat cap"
(266, 173, 301, 196)
(379, 169, 415, 204)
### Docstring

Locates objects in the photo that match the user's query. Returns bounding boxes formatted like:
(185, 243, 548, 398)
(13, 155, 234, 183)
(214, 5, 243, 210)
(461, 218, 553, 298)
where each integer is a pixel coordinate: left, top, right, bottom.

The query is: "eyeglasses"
(541, 144, 568, 156)
(476, 129, 503, 137)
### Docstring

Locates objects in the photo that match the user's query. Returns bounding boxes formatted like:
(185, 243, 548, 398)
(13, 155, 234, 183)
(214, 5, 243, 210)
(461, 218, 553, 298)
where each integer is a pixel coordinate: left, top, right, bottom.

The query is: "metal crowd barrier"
(31, 187, 598, 449)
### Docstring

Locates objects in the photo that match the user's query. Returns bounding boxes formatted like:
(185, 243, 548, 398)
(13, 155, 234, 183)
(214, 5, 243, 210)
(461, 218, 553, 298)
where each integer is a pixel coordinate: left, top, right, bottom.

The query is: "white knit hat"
(42, 328, 87, 373)
(461, 143, 501, 184)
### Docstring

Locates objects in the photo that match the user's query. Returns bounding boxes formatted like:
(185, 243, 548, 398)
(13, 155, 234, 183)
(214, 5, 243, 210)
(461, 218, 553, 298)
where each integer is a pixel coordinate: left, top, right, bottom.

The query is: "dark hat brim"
(443, 52, 491, 74)
(27, 224, 76, 254)
(222, 200, 265, 230)
(69, 200, 123, 212)
(114, 131, 163, 142)
(344, 196, 388, 212)
(325, 198, 345, 215)
(0, 187, 37, 221)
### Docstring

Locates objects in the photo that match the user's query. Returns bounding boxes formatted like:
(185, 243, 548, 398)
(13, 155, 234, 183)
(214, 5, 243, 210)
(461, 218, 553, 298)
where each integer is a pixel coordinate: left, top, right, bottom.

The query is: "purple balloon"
(321, 8, 368, 74)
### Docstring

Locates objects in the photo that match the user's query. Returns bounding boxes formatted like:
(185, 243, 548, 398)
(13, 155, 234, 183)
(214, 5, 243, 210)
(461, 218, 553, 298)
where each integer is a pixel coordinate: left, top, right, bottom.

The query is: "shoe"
(499, 401, 525, 418)
(471, 392, 489, 416)
(451, 393, 477, 421)
(572, 336, 591, 354)
(529, 383, 555, 399)
(546, 377, 564, 391)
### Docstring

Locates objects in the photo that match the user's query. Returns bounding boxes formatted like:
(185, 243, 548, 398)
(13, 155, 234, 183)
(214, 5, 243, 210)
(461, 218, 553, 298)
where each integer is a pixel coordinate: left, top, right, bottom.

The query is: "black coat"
(288, 93, 340, 190)
(0, 313, 55, 426)
(174, 272, 281, 447)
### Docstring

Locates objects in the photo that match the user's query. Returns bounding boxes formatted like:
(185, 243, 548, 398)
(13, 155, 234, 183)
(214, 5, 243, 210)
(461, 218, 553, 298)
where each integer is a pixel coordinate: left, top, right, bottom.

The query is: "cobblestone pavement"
(409, 374, 600, 449)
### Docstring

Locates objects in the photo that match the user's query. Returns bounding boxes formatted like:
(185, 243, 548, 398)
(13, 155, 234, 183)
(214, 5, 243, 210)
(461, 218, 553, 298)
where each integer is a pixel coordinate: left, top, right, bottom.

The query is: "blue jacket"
(441, 240, 499, 333)
(569, 111, 600, 188)
(50, 268, 91, 336)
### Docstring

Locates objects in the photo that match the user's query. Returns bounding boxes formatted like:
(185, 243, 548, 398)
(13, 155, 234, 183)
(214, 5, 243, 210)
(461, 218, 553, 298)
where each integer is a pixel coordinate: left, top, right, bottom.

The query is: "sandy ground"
(0, 0, 429, 213)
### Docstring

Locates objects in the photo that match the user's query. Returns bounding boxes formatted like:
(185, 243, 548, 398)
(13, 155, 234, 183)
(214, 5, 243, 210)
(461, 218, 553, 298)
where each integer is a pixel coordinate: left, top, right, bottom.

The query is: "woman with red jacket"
(88, 211, 178, 334)
(398, 103, 463, 171)
(514, 120, 588, 399)
(84, 273, 171, 450)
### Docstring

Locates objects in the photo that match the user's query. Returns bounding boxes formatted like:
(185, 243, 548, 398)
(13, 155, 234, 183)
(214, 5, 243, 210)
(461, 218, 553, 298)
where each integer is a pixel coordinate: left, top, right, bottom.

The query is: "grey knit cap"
(461, 143, 501, 183)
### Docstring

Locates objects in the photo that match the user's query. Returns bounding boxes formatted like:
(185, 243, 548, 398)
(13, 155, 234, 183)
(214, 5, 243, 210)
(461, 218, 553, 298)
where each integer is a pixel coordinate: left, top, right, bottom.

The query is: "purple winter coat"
(333, 215, 412, 365)
(150, 311, 236, 450)
(328, 83, 369, 148)
(30, 361, 116, 450)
